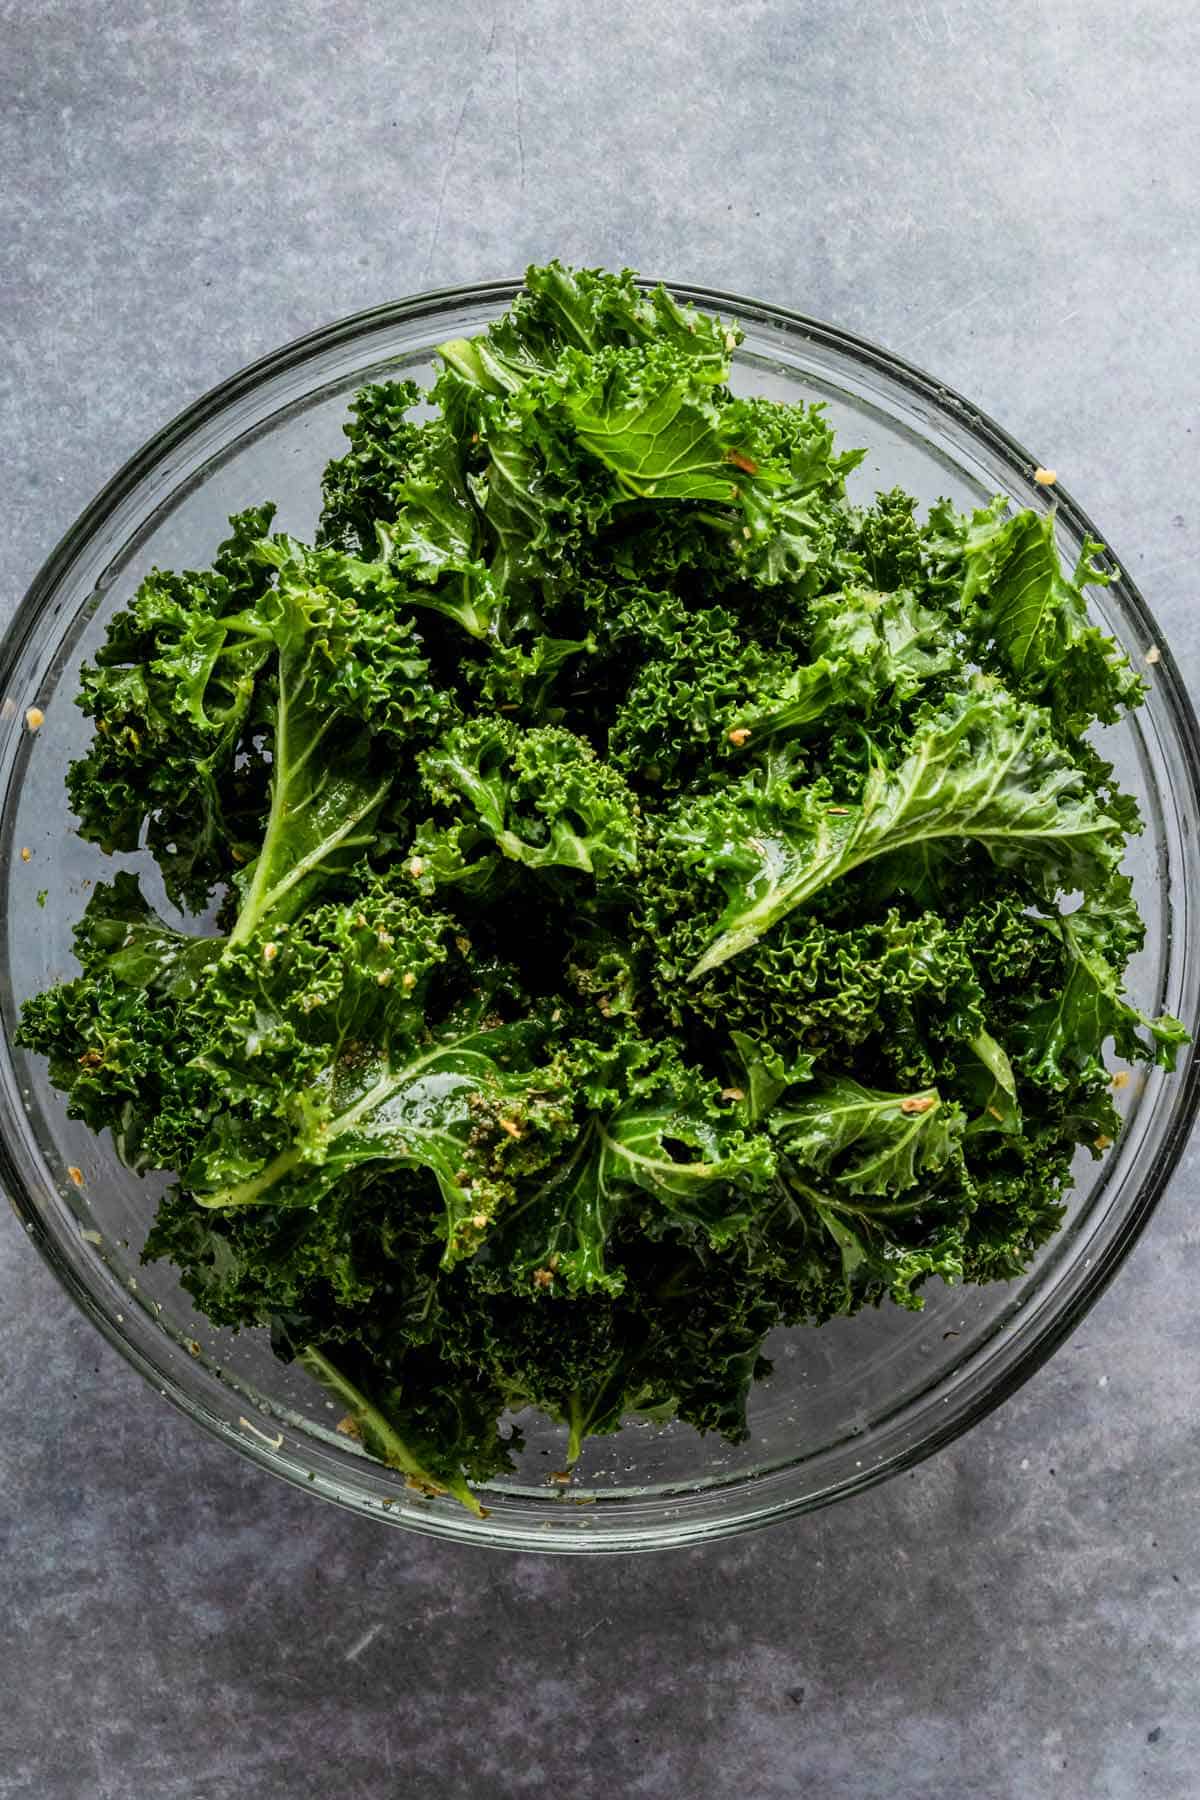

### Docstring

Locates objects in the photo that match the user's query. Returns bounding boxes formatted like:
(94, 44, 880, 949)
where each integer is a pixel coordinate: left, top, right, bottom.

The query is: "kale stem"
(227, 652, 293, 947)
(297, 1345, 485, 1517)
(566, 1391, 586, 1467)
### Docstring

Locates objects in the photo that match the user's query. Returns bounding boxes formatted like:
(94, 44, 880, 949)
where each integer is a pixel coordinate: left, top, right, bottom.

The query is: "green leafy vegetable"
(772, 1077, 963, 1196)
(679, 681, 1126, 977)
(957, 502, 1145, 735)
(417, 717, 639, 879)
(1014, 877, 1188, 1086)
(18, 261, 1186, 1513)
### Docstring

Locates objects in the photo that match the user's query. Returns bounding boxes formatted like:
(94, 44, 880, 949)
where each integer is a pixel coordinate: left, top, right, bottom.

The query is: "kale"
(17, 261, 1185, 1512)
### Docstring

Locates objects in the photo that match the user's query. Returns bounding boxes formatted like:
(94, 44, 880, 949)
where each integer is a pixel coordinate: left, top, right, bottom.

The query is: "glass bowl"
(3, 282, 1198, 1554)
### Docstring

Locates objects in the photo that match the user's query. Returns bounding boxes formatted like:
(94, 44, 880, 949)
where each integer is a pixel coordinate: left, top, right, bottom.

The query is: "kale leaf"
(676, 681, 1126, 977)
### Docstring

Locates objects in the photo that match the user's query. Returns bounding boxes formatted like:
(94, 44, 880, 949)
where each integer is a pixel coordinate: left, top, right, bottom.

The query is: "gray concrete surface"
(3, 2, 1200, 1795)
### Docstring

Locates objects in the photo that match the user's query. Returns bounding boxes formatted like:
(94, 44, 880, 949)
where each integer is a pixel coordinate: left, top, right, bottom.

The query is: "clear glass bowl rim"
(3, 277, 1199, 1552)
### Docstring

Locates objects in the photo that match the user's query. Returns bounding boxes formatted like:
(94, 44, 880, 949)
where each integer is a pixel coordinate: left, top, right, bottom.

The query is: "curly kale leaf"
(416, 717, 639, 881)
(676, 681, 1125, 977)
(438, 260, 736, 392)
(180, 895, 575, 1264)
(771, 1077, 963, 1196)
(850, 486, 931, 592)
(66, 514, 452, 916)
(729, 1031, 815, 1124)
(16, 952, 200, 1174)
(558, 342, 864, 588)
(321, 388, 513, 640)
(645, 887, 989, 1074)
(962, 1026, 1022, 1136)
(562, 341, 745, 502)
(464, 630, 596, 717)
(1014, 878, 1187, 1085)
(606, 606, 785, 788)
(728, 584, 955, 747)
(372, 424, 505, 638)
(479, 1058, 777, 1297)
(14, 873, 222, 1170)
(66, 506, 278, 908)
(437, 273, 863, 603)
(241, 533, 456, 745)
(67, 869, 219, 998)
(958, 502, 1144, 735)
(212, 534, 450, 942)
(317, 379, 427, 554)
(796, 1181, 967, 1311)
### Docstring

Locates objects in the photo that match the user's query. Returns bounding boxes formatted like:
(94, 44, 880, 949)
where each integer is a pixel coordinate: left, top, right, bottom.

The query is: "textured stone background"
(3, 3, 1199, 1795)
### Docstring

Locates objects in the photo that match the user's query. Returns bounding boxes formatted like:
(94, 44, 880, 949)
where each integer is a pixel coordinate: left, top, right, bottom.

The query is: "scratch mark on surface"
(512, 1, 527, 193)
(562, 1614, 611, 1649)
(900, 290, 991, 353)
(940, 0, 955, 38)
(415, 1603, 459, 1628)
(424, 13, 499, 279)
(1024, 83, 1065, 150)
(424, 86, 474, 280)
(345, 1621, 385, 1663)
